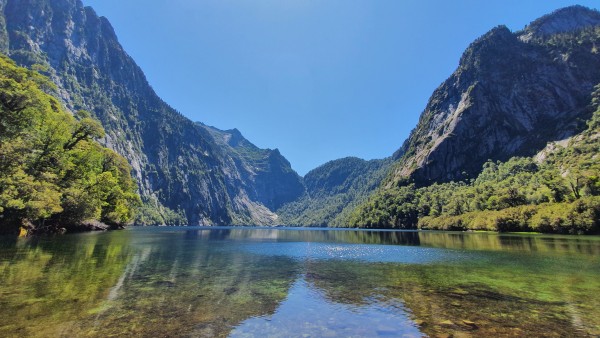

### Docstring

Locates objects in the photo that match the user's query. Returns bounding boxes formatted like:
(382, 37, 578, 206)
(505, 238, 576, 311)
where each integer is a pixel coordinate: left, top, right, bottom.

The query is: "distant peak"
(458, 25, 517, 69)
(519, 5, 600, 41)
(227, 128, 242, 137)
(479, 25, 514, 42)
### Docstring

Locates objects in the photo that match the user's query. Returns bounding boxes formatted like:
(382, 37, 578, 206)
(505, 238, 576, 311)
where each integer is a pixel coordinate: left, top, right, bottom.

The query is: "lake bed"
(1, 227, 599, 337)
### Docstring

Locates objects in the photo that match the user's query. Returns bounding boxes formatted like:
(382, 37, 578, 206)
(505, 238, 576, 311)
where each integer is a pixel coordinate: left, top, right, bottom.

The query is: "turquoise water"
(1, 227, 599, 337)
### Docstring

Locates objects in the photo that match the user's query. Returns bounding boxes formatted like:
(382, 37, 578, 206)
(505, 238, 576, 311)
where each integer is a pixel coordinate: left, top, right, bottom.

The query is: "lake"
(1, 227, 599, 337)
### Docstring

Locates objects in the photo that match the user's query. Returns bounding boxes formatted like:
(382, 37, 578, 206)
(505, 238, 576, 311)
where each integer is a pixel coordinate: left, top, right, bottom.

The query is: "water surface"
(1, 227, 599, 337)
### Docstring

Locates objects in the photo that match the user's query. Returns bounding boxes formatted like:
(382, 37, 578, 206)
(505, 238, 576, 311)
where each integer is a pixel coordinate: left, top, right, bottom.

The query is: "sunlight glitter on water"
(232, 241, 473, 264)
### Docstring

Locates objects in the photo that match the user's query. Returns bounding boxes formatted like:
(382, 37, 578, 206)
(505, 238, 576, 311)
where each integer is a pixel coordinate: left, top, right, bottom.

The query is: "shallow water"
(1, 227, 599, 337)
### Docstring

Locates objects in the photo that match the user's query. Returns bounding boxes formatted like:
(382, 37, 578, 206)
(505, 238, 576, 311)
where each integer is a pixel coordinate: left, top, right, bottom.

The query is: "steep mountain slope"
(389, 5, 600, 186)
(348, 6, 600, 230)
(198, 123, 305, 211)
(349, 104, 600, 232)
(277, 157, 391, 226)
(0, 0, 304, 225)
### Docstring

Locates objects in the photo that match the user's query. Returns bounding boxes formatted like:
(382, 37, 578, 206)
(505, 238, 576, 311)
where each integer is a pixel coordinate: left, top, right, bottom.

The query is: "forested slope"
(349, 7, 600, 233)
(277, 157, 391, 226)
(349, 92, 600, 234)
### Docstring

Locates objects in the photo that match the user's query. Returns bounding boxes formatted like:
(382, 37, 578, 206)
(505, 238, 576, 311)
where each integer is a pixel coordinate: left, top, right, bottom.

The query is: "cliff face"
(199, 124, 305, 212)
(390, 6, 600, 186)
(1, 0, 304, 225)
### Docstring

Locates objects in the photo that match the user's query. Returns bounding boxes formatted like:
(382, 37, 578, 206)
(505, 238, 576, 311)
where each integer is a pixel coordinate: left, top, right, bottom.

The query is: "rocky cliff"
(389, 5, 600, 186)
(0, 0, 304, 225)
(199, 124, 305, 211)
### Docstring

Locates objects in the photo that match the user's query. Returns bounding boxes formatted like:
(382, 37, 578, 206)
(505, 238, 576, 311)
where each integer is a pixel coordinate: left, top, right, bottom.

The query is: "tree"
(0, 54, 139, 235)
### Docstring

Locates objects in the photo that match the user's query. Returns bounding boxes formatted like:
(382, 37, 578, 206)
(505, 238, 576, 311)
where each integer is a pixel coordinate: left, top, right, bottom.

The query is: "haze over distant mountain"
(0, 0, 304, 225)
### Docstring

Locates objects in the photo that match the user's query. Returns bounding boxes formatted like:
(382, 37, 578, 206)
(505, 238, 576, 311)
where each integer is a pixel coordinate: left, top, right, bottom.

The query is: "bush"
(0, 55, 140, 235)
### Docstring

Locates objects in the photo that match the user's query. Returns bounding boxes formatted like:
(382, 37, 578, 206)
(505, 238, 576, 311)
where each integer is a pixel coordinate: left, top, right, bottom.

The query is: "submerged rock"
(462, 320, 478, 329)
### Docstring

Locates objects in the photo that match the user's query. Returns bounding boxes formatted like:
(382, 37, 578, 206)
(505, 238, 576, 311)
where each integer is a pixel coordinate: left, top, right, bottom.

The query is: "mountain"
(198, 123, 305, 212)
(349, 103, 600, 233)
(3, 2, 598, 229)
(388, 5, 600, 186)
(277, 157, 391, 226)
(348, 6, 600, 231)
(0, 0, 304, 225)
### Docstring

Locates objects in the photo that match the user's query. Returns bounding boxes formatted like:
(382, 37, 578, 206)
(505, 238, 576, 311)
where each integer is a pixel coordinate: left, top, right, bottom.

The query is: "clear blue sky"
(82, 0, 599, 175)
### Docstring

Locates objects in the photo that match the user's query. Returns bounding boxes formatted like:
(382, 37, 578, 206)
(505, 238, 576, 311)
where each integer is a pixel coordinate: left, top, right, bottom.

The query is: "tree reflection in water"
(0, 227, 598, 337)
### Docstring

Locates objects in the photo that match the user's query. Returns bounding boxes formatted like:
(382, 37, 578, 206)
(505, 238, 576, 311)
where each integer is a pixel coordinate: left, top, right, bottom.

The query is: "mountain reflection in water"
(0, 227, 599, 337)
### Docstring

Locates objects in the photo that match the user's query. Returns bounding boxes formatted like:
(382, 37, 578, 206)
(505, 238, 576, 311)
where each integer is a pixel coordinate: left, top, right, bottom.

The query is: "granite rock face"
(1, 0, 304, 225)
(390, 6, 600, 186)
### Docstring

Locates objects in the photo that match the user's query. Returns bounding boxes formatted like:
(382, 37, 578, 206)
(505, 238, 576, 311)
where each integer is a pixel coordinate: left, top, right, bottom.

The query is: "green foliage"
(135, 199, 188, 226)
(349, 102, 600, 234)
(417, 197, 600, 235)
(277, 157, 391, 227)
(0, 54, 140, 235)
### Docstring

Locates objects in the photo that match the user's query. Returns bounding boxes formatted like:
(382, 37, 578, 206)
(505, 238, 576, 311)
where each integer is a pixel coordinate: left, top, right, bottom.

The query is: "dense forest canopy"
(348, 89, 600, 234)
(0, 55, 140, 235)
(276, 157, 391, 227)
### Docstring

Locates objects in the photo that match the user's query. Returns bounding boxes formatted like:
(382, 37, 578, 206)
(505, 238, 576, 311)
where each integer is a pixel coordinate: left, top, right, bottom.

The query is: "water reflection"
(235, 241, 473, 264)
(0, 232, 133, 337)
(231, 277, 422, 338)
(181, 227, 600, 255)
(0, 228, 598, 337)
(182, 227, 423, 246)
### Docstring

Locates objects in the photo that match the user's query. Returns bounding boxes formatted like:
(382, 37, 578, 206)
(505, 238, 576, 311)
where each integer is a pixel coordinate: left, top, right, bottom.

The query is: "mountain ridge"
(519, 5, 600, 41)
(0, 0, 304, 225)
(387, 5, 600, 187)
(348, 5, 600, 230)
(1, 2, 598, 229)
(277, 156, 392, 227)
